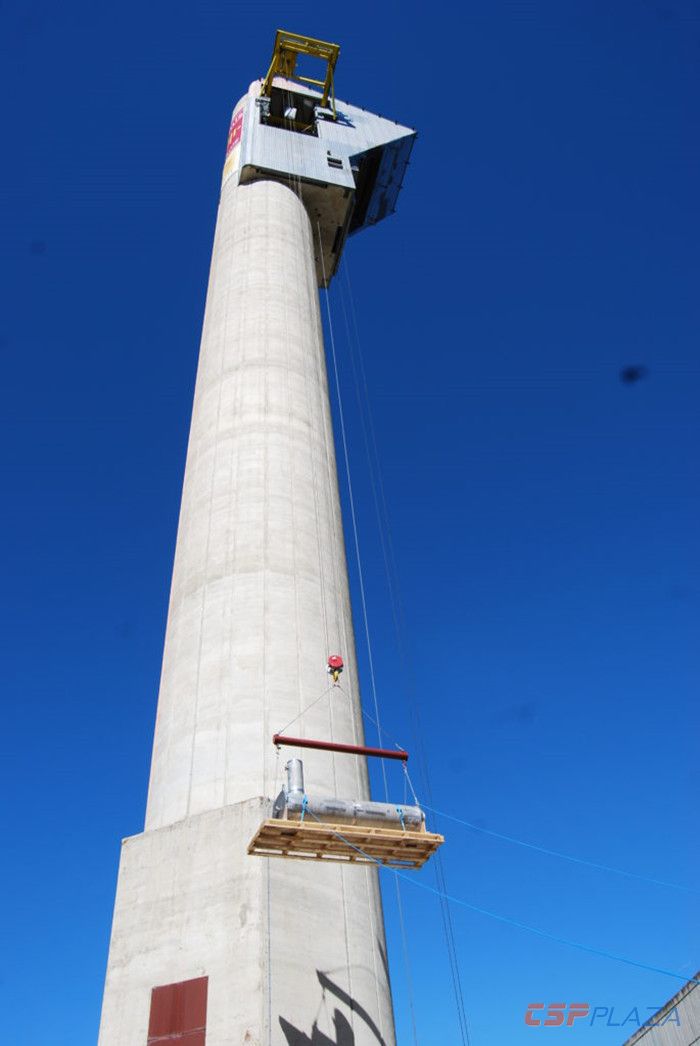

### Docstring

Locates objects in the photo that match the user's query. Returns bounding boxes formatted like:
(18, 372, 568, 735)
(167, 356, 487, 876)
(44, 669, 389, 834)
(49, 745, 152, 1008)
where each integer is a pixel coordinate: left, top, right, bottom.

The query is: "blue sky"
(1, 1, 698, 1043)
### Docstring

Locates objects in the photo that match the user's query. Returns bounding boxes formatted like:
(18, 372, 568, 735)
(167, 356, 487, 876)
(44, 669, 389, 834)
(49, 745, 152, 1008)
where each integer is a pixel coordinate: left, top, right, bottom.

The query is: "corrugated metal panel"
(147, 976, 208, 1044)
(228, 78, 416, 285)
(364, 133, 415, 227)
(621, 975, 700, 1045)
(237, 79, 414, 197)
(241, 102, 355, 190)
(349, 133, 415, 235)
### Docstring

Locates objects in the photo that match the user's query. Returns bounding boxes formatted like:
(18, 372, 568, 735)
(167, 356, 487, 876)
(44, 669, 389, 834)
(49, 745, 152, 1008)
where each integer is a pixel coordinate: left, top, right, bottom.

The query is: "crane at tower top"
(261, 29, 340, 118)
(222, 28, 416, 285)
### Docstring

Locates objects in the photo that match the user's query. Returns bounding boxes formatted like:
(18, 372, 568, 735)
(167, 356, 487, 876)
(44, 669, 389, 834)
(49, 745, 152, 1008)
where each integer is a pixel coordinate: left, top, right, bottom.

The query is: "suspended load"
(248, 744, 444, 870)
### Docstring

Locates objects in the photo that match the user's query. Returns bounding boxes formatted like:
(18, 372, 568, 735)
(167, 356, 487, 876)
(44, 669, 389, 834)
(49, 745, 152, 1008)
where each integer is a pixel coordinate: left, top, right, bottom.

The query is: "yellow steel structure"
(261, 30, 340, 117)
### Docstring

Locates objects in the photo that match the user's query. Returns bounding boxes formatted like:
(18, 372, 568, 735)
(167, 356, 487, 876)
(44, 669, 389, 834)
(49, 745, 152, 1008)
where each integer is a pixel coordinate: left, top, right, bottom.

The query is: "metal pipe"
(285, 758, 305, 798)
(284, 793, 424, 829)
(273, 734, 408, 762)
(275, 758, 423, 829)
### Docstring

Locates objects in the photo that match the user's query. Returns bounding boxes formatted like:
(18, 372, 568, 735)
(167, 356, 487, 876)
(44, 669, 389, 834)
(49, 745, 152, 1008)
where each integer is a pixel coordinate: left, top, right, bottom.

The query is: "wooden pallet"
(247, 818, 444, 869)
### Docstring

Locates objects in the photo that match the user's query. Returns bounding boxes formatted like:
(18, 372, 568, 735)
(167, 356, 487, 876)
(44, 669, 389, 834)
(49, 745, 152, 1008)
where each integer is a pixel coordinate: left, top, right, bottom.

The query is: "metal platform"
(248, 818, 444, 869)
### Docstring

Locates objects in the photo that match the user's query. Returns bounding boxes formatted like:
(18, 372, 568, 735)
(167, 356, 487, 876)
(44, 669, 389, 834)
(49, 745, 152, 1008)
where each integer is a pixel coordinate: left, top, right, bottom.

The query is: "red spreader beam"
(272, 734, 408, 762)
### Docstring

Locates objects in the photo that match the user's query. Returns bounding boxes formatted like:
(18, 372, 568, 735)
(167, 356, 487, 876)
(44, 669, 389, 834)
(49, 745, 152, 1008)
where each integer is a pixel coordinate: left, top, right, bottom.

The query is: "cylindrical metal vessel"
(99, 170, 396, 1044)
(286, 794, 425, 829)
(280, 757, 424, 828)
(285, 757, 306, 799)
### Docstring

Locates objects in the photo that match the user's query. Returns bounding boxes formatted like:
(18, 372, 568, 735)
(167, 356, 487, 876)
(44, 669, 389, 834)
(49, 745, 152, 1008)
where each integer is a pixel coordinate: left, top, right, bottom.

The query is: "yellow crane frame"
(261, 30, 340, 118)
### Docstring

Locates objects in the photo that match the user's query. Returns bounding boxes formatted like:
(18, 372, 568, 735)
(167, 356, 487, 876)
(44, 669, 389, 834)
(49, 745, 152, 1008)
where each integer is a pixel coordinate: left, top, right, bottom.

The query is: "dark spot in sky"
(116, 620, 133, 639)
(656, 6, 675, 21)
(30, 239, 47, 255)
(668, 585, 694, 602)
(499, 701, 538, 726)
(620, 365, 648, 384)
(13, 11, 47, 45)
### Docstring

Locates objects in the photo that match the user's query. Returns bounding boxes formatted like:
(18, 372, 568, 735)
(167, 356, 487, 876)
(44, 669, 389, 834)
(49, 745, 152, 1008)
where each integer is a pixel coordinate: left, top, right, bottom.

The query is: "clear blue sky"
(1, 2, 698, 1043)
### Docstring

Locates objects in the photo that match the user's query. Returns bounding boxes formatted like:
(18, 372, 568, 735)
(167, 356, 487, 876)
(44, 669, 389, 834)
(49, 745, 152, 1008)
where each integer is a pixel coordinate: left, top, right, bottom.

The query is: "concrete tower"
(99, 32, 416, 1046)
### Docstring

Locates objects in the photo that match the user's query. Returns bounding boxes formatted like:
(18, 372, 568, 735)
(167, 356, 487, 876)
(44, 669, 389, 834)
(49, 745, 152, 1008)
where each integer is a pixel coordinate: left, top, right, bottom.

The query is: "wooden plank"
(247, 819, 444, 869)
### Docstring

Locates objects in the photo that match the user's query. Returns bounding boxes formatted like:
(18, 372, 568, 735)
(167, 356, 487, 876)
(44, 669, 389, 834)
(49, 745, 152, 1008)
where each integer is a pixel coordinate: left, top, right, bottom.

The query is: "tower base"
(99, 798, 396, 1045)
(98, 799, 267, 1045)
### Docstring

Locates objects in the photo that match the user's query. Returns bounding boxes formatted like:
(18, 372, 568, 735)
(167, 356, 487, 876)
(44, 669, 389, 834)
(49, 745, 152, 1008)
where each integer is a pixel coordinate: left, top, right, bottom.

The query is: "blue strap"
(301, 795, 309, 823)
(396, 806, 406, 832)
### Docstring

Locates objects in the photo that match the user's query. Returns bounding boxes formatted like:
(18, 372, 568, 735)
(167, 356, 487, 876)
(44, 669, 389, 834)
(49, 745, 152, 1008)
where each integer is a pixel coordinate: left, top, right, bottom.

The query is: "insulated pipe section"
(286, 795, 424, 829)
(277, 759, 424, 829)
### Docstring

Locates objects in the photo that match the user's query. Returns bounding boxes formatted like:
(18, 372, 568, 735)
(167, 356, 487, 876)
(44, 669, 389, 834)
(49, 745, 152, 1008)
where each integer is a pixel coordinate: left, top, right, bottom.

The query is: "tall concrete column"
(98, 175, 396, 1044)
(145, 177, 369, 830)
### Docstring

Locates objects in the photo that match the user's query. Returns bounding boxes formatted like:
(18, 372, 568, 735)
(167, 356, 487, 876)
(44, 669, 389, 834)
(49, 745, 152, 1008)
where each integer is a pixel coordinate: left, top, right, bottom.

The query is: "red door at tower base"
(147, 976, 208, 1044)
